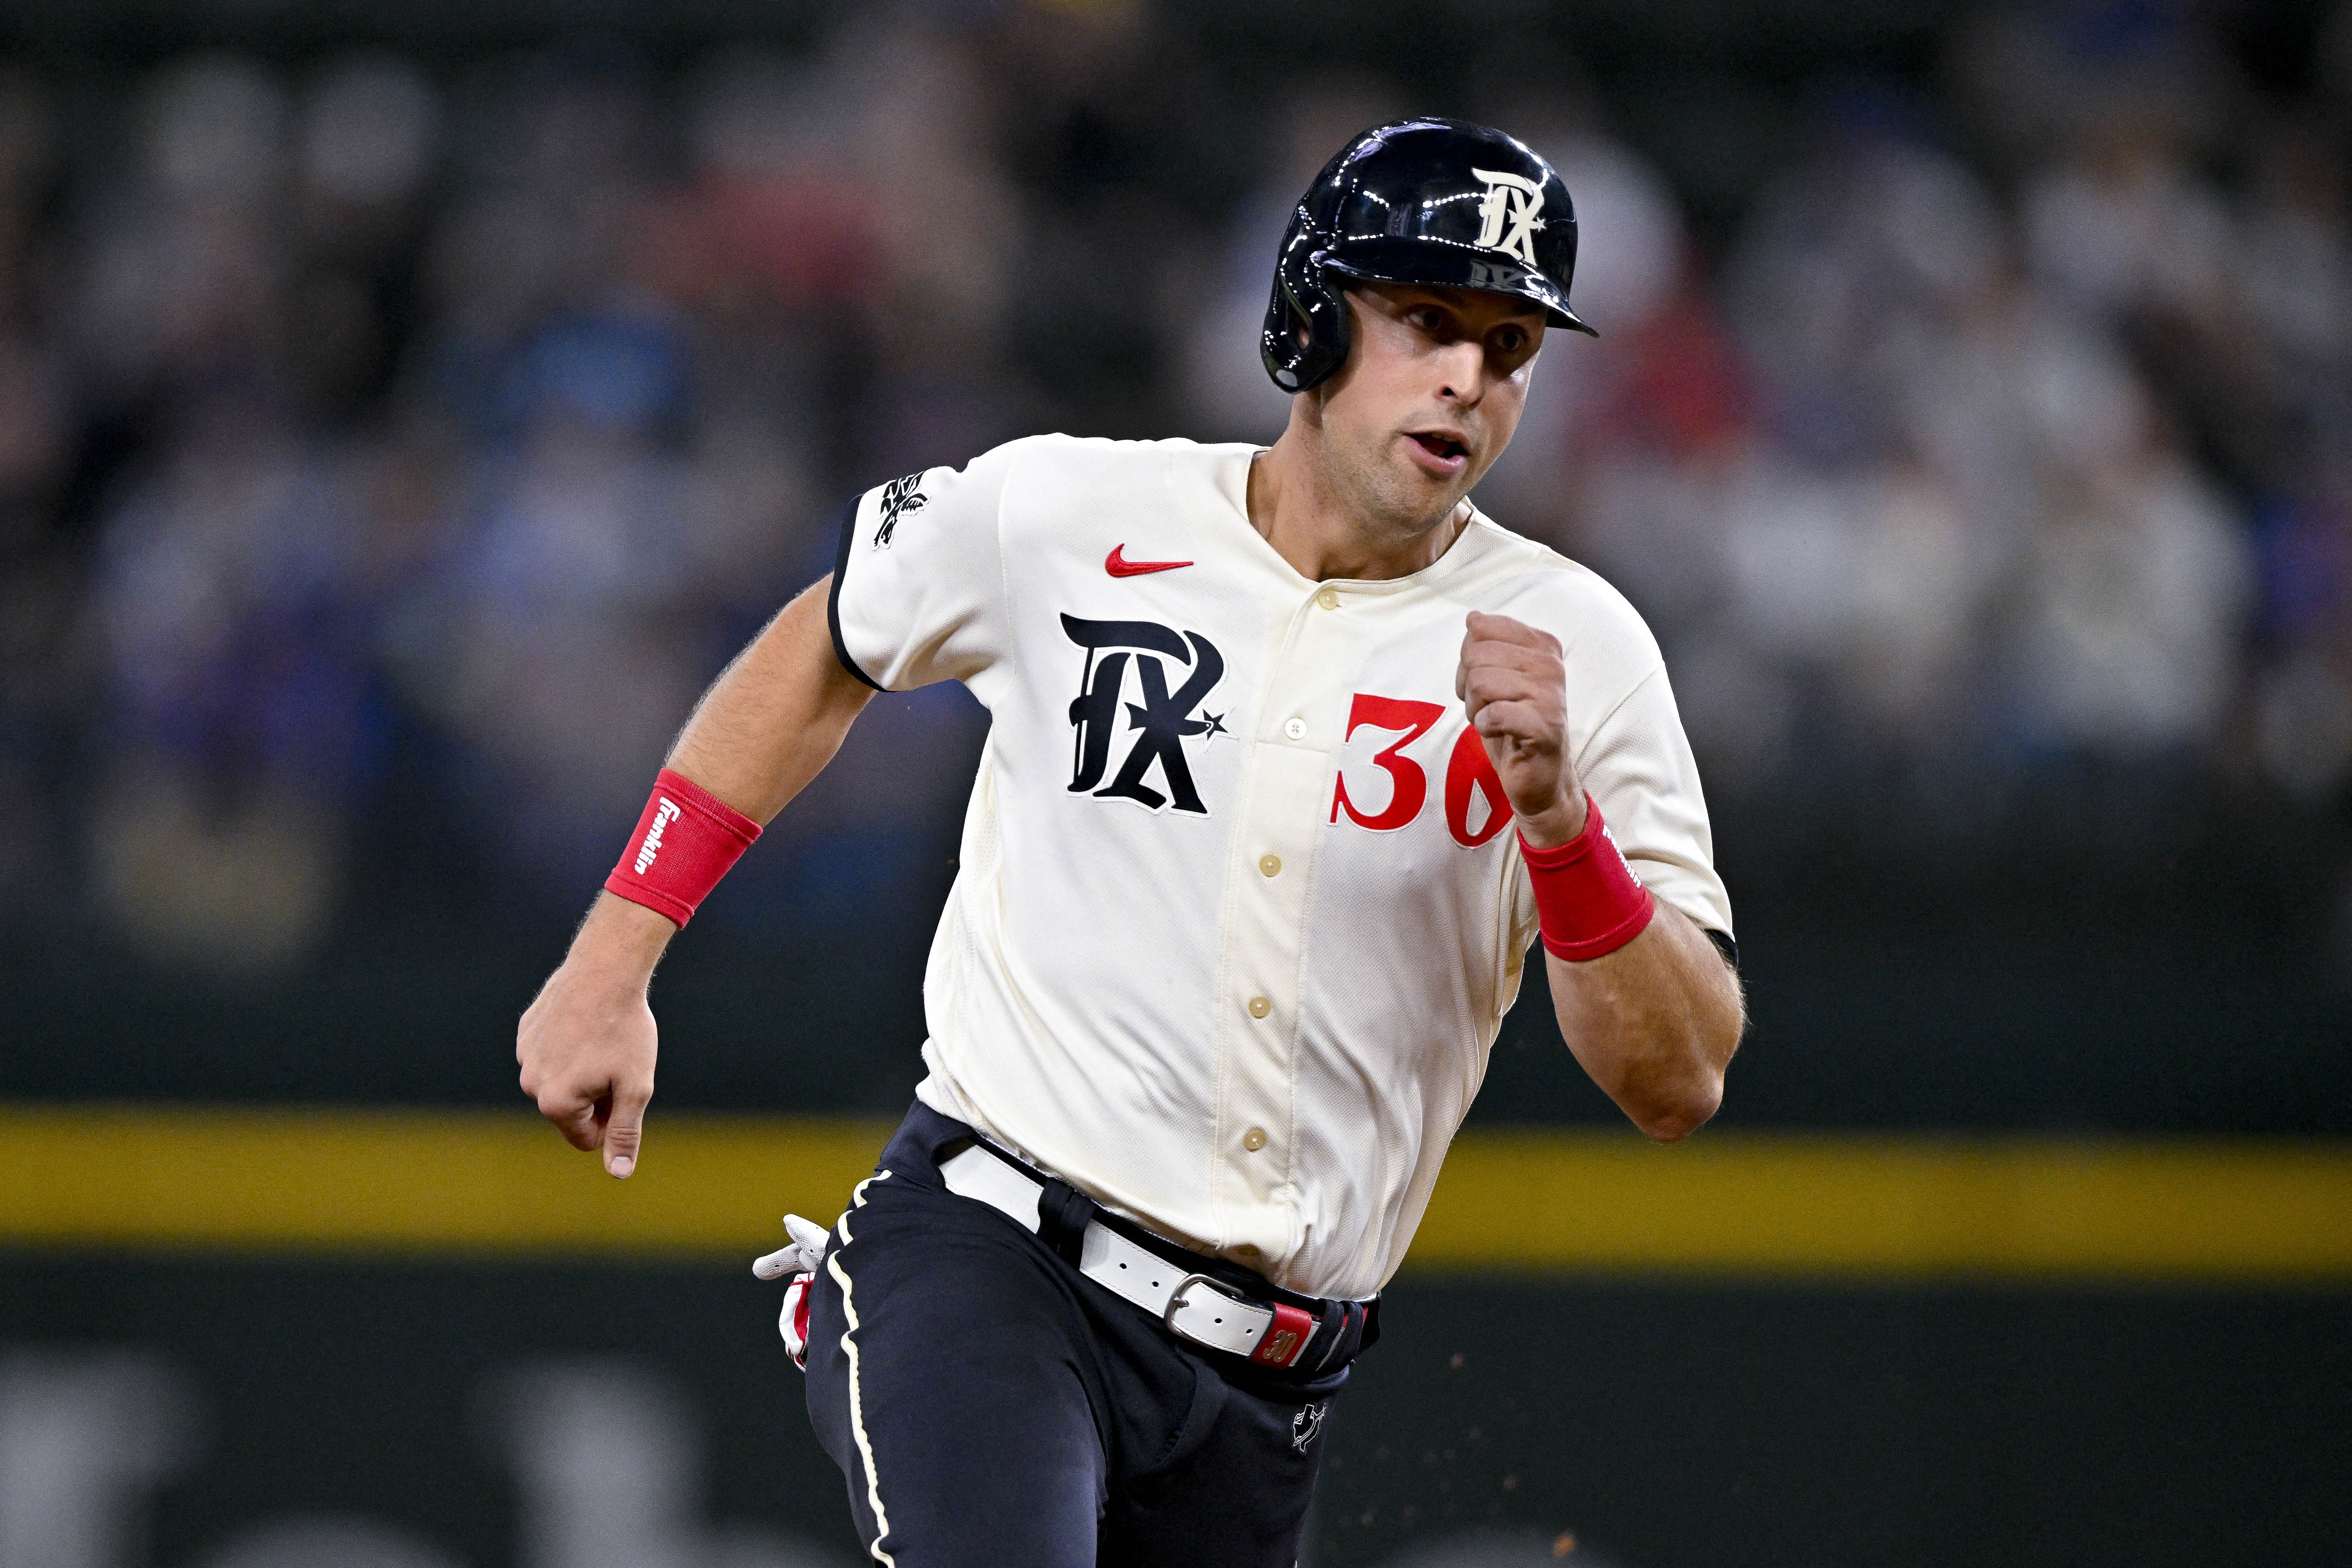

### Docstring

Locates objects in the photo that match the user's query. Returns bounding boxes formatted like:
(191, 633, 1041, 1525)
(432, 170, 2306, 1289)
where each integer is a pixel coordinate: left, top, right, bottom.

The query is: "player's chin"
(1386, 446, 1472, 512)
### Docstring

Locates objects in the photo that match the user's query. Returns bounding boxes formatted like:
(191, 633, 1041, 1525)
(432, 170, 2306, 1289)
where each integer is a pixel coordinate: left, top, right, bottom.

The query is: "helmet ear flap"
(1260, 216, 1351, 394)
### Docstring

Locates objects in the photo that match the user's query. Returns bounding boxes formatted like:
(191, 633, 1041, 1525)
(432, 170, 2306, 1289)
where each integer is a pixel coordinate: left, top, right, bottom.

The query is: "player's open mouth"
(1406, 431, 1471, 473)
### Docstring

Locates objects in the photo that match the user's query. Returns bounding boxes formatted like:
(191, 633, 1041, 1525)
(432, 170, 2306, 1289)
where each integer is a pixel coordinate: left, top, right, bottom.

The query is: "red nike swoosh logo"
(1106, 545, 1193, 577)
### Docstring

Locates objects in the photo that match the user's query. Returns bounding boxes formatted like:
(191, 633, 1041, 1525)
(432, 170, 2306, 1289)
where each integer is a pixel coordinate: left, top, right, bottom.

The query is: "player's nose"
(1434, 345, 1492, 408)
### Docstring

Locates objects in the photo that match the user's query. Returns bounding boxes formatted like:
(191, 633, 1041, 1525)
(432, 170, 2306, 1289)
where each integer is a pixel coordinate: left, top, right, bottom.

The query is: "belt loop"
(1337, 1301, 1364, 1374)
(1035, 1177, 1097, 1267)
(1307, 1299, 1346, 1374)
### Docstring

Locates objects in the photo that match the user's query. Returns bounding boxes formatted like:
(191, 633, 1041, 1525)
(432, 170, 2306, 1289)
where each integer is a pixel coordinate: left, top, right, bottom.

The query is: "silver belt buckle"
(1162, 1272, 1282, 1361)
(1162, 1273, 1230, 1335)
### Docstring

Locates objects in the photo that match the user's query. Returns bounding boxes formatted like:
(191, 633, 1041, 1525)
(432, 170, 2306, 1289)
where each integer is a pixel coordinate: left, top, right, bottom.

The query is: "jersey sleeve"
(1575, 665, 1733, 941)
(827, 441, 1023, 692)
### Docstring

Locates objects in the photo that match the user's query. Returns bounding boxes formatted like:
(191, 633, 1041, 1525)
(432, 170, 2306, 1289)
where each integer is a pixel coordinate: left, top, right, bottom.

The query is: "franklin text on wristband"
(604, 769, 761, 928)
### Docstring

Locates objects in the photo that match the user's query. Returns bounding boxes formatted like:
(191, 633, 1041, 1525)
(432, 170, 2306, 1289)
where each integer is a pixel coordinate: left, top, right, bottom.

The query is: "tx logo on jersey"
(1062, 614, 1226, 814)
(872, 473, 927, 548)
(1471, 167, 1546, 266)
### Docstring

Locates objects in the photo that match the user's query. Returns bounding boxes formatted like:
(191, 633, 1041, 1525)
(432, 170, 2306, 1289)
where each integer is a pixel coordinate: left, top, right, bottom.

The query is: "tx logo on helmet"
(1061, 614, 1227, 815)
(1471, 167, 1546, 266)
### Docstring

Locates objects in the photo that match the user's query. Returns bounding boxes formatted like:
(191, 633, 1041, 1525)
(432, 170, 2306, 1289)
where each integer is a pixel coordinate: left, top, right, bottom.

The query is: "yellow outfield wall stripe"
(7, 1106, 893, 1256)
(1415, 1130, 2352, 1278)
(6, 1106, 2350, 1278)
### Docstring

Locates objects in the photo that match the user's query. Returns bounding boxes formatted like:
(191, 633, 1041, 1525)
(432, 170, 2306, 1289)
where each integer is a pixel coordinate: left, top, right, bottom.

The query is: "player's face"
(1313, 281, 1547, 537)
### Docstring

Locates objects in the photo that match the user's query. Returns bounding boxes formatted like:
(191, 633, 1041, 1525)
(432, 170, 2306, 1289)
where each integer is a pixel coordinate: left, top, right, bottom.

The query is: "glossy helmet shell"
(1260, 117, 1598, 395)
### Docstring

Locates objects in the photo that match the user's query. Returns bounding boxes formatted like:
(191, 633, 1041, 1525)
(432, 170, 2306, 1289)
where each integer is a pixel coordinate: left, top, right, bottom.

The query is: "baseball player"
(518, 118, 1742, 1567)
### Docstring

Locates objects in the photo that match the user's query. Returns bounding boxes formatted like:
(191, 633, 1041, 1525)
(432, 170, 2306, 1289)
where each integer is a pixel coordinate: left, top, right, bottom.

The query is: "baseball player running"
(518, 118, 1743, 1567)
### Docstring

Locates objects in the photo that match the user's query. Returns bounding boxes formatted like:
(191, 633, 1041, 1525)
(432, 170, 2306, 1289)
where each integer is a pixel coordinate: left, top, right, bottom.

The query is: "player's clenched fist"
(1455, 610, 1588, 847)
(516, 893, 670, 1178)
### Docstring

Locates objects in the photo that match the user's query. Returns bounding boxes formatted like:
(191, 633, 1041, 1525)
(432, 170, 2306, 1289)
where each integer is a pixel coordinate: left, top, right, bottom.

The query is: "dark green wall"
(11, 920, 2349, 1133)
(5, 1256, 2345, 1568)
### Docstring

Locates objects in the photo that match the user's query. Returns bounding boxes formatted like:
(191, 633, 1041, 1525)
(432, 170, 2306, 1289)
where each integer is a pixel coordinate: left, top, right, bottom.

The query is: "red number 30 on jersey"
(1329, 693, 1512, 847)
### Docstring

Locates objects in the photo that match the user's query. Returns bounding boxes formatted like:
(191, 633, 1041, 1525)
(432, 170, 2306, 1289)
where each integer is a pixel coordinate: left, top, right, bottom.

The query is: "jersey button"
(1316, 588, 1340, 611)
(1246, 995, 1272, 1019)
(1242, 1126, 1269, 1152)
(1258, 854, 1282, 877)
(1282, 717, 1307, 741)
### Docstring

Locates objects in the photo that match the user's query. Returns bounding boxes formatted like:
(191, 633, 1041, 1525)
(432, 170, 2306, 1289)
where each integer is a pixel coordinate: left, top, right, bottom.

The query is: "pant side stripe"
(835, 1169, 890, 1247)
(829, 1179, 895, 1567)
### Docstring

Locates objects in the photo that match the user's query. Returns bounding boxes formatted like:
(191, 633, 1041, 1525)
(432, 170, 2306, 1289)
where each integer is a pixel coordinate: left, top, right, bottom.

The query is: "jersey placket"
(1206, 579, 1362, 1267)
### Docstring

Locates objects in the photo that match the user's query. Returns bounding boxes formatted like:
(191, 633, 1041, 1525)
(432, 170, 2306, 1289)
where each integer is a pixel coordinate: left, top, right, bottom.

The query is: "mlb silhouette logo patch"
(1291, 1401, 1325, 1452)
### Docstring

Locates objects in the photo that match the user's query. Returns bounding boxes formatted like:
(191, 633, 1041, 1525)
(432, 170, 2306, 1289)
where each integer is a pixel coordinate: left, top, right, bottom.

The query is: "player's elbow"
(1632, 1064, 1723, 1144)
(1636, 970, 1742, 1142)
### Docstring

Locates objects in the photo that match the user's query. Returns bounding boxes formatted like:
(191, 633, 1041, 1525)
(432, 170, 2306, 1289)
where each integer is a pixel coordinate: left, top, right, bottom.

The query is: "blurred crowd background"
(0, 0, 2348, 1066)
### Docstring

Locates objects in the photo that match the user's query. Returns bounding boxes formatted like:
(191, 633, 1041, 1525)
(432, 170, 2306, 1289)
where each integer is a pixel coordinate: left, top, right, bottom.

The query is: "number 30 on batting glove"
(751, 1214, 832, 1371)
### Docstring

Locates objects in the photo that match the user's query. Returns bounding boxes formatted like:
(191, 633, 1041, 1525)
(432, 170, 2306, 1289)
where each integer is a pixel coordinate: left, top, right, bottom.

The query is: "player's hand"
(516, 894, 672, 1178)
(1455, 610, 1587, 847)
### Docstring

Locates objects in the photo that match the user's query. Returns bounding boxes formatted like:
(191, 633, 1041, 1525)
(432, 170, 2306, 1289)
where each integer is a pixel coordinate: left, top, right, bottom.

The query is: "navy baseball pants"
(802, 1104, 1348, 1567)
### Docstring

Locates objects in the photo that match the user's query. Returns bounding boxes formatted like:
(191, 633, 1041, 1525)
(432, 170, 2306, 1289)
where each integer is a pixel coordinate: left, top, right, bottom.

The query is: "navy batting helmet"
(1260, 118, 1598, 395)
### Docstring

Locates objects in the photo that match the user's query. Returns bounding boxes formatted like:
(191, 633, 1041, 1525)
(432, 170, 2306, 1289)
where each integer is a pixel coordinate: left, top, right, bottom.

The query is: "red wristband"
(1519, 795, 1654, 962)
(604, 769, 761, 928)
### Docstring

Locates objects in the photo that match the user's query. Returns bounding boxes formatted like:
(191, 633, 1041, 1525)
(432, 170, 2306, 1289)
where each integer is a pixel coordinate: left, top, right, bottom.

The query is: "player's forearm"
(666, 575, 876, 823)
(1547, 900, 1743, 1142)
(559, 890, 680, 991)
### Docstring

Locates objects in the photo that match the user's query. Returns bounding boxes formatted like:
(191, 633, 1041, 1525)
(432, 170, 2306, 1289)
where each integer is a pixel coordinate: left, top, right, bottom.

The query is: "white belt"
(938, 1143, 1319, 1368)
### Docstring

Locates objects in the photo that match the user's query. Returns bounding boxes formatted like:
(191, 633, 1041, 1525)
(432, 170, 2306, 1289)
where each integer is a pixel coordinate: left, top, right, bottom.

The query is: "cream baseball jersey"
(828, 434, 1730, 1300)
